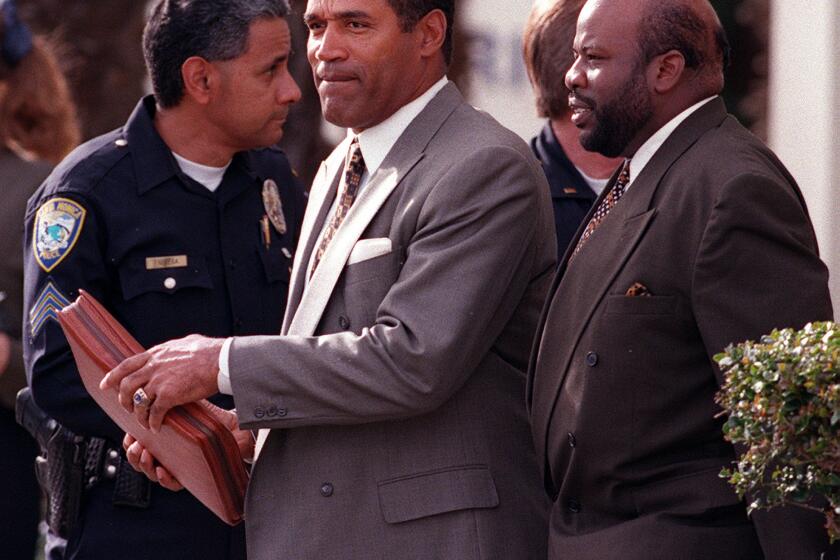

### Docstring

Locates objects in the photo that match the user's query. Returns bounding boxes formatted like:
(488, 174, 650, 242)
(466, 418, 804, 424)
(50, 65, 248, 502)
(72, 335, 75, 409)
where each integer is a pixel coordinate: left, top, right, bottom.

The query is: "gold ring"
(133, 387, 152, 409)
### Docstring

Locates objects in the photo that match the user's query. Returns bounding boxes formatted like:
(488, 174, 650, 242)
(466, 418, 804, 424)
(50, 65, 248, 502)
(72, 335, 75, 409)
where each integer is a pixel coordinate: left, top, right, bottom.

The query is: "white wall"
(460, 0, 542, 141)
(768, 0, 840, 309)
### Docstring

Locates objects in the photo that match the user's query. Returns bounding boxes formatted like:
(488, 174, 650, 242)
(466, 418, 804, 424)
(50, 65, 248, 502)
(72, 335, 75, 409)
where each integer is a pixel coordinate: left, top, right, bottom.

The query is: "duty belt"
(84, 437, 151, 508)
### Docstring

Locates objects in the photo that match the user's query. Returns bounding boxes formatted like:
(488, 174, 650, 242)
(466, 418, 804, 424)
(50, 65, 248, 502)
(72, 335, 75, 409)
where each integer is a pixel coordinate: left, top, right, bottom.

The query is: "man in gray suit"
(104, 0, 554, 558)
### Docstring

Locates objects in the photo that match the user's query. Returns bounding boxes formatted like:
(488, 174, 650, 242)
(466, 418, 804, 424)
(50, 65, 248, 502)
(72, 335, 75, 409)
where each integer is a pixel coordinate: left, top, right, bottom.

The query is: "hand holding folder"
(58, 290, 248, 525)
(122, 402, 251, 494)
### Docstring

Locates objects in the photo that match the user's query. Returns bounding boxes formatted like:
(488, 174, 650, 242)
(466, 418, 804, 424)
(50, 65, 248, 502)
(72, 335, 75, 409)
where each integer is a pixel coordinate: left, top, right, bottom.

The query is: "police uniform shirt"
(22, 96, 305, 560)
(530, 121, 599, 261)
(23, 95, 305, 446)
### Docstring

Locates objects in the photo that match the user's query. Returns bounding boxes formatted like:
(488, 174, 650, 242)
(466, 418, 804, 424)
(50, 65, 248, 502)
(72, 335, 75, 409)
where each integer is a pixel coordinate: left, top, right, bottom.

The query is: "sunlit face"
(565, 1, 653, 158)
(211, 17, 301, 151)
(304, 0, 427, 131)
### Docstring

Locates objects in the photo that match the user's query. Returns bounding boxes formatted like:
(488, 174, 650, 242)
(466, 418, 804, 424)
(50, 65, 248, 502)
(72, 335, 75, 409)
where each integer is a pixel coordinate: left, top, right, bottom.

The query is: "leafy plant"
(715, 321, 840, 541)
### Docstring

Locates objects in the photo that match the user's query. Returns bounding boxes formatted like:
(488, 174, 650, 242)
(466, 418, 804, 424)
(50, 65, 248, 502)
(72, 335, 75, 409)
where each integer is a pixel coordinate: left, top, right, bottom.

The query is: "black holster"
(16, 388, 86, 539)
(43, 427, 86, 538)
(15, 388, 151, 540)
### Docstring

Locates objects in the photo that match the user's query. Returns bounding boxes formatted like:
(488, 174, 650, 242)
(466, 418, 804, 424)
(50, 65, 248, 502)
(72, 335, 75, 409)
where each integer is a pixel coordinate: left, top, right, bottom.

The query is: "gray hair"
(143, 0, 290, 108)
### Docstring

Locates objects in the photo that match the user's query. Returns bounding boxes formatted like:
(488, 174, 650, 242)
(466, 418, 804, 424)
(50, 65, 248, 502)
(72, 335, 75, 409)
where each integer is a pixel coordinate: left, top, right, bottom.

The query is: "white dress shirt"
(304, 76, 450, 285)
(217, 76, 451, 395)
(626, 96, 716, 189)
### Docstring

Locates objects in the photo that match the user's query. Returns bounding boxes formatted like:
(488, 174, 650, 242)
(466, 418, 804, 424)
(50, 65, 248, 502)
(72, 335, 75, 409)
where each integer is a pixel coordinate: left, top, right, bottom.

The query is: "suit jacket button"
(585, 352, 598, 367)
(338, 316, 350, 330)
(267, 406, 278, 417)
(254, 407, 265, 419)
(567, 499, 581, 513)
(567, 432, 577, 448)
(320, 483, 334, 497)
(277, 408, 288, 417)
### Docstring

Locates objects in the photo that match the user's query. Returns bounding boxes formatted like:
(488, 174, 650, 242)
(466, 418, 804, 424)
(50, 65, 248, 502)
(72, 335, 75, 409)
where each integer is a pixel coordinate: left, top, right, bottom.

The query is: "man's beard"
(579, 72, 653, 158)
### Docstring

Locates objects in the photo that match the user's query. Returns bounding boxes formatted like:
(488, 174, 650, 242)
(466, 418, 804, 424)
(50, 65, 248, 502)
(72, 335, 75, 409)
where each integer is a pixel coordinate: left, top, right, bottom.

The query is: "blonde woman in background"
(0, 0, 79, 557)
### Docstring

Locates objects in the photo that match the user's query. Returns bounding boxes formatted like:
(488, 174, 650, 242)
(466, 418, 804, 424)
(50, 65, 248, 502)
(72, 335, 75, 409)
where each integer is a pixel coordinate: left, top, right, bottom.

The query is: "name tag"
(145, 255, 188, 270)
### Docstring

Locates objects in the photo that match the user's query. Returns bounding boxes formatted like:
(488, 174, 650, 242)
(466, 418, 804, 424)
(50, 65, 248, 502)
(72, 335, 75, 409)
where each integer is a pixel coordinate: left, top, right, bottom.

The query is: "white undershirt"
(575, 165, 611, 196)
(172, 151, 231, 192)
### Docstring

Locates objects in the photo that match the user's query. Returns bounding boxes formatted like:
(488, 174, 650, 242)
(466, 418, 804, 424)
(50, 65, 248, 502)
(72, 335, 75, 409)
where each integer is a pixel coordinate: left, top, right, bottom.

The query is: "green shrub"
(715, 321, 840, 541)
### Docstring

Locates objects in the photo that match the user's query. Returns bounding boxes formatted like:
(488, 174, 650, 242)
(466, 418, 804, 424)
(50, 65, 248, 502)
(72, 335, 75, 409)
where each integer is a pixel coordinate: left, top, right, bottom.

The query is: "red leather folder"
(58, 290, 248, 526)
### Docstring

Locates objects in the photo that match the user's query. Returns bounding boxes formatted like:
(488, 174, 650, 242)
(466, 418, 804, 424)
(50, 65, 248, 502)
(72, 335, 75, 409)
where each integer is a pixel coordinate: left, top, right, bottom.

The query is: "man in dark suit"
(528, 0, 837, 558)
(523, 0, 622, 259)
(105, 0, 554, 558)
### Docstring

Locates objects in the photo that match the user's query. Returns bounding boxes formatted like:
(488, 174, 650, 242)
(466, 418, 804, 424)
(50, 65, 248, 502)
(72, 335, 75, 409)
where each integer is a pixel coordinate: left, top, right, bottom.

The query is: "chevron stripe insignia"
(29, 281, 71, 337)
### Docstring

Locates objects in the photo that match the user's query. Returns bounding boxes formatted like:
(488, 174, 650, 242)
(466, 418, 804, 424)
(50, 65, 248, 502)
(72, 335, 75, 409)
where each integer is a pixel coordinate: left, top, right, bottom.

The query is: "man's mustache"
(315, 64, 358, 82)
(568, 92, 596, 111)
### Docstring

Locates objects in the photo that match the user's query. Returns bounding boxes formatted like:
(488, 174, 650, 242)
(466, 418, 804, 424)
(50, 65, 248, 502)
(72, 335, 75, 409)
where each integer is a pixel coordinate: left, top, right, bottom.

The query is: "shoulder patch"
(33, 197, 86, 273)
(29, 281, 71, 337)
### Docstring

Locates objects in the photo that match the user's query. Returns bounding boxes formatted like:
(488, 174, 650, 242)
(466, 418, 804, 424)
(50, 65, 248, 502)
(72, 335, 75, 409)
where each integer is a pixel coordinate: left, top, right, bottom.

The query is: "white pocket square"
(348, 238, 392, 265)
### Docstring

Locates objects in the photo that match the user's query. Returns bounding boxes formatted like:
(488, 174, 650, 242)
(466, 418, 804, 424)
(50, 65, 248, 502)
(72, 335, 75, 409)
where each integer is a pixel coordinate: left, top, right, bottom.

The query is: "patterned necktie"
(571, 159, 631, 259)
(311, 138, 366, 277)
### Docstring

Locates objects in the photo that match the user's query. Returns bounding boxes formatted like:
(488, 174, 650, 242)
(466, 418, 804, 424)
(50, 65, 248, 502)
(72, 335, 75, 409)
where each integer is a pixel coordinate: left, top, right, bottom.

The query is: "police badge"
(262, 179, 287, 235)
(33, 197, 86, 272)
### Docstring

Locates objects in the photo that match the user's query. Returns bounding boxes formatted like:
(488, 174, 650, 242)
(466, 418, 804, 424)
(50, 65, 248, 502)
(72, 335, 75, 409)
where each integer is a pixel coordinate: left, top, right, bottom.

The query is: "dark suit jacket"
(231, 84, 554, 559)
(530, 122, 598, 260)
(528, 97, 836, 559)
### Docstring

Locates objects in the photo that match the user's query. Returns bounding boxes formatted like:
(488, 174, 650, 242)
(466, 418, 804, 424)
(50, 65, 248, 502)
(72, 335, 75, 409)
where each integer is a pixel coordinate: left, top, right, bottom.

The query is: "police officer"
(23, 1, 303, 558)
(522, 0, 622, 259)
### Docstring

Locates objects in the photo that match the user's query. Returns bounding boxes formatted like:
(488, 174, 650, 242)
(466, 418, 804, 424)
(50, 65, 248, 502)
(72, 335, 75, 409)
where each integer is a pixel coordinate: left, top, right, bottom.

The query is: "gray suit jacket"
(229, 83, 555, 559)
(529, 97, 836, 559)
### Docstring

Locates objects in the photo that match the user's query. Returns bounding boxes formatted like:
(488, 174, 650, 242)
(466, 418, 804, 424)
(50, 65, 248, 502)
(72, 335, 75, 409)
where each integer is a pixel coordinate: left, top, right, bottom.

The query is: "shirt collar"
(126, 96, 180, 194)
(128, 95, 257, 195)
(627, 96, 716, 188)
(354, 76, 449, 177)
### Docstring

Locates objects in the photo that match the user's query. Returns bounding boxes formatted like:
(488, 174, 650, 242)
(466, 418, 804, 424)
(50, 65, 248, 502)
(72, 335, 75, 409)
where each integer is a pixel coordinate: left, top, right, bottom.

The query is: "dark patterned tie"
(570, 159, 631, 259)
(311, 138, 366, 277)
